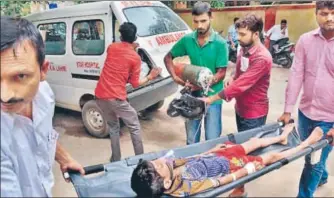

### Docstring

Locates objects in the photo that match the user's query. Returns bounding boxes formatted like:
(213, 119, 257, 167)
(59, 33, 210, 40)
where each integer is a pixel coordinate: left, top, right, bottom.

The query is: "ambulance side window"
(38, 22, 66, 55)
(72, 20, 105, 55)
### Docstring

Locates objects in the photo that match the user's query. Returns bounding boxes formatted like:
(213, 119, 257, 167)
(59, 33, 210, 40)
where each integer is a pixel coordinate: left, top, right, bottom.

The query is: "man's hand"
(55, 142, 85, 182)
(201, 144, 230, 155)
(172, 75, 186, 86)
(60, 158, 85, 183)
(185, 80, 201, 91)
(200, 94, 221, 105)
(207, 76, 216, 87)
(281, 27, 287, 35)
(231, 43, 236, 50)
(133, 42, 140, 50)
(224, 78, 234, 88)
(148, 67, 162, 80)
(200, 96, 214, 105)
(278, 112, 292, 125)
(327, 128, 334, 146)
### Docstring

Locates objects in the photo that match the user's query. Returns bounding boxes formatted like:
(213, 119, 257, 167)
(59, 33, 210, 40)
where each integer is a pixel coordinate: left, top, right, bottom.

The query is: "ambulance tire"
(82, 100, 109, 138)
(145, 100, 164, 112)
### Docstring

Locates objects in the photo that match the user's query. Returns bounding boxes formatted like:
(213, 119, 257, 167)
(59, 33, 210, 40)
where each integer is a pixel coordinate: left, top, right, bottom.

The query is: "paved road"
(52, 67, 334, 197)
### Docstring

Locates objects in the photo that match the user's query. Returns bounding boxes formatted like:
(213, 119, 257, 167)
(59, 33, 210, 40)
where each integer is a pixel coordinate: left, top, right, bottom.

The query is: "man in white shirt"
(228, 17, 242, 57)
(1, 16, 85, 197)
(228, 17, 240, 48)
(266, 19, 288, 54)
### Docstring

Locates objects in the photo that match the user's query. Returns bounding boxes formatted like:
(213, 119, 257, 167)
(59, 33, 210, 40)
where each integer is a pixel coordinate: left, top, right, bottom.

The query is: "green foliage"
(210, 1, 225, 9)
(1, 1, 30, 17)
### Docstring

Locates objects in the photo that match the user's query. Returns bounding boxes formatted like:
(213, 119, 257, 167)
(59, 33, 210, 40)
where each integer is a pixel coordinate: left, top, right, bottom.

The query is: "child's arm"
(169, 178, 217, 197)
(169, 169, 250, 197)
(201, 144, 227, 155)
(173, 158, 188, 167)
(218, 161, 264, 186)
(173, 154, 204, 167)
(201, 143, 236, 155)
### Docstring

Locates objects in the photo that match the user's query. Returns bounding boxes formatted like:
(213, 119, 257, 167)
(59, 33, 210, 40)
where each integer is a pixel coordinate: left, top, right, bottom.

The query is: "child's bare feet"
(280, 123, 294, 145)
(303, 127, 324, 146)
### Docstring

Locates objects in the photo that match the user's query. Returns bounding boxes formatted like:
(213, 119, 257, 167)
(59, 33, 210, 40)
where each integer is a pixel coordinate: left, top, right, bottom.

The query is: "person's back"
(95, 42, 141, 100)
(94, 22, 161, 162)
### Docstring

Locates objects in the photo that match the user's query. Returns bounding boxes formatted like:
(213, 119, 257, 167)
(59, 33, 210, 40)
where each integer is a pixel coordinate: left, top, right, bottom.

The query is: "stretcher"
(67, 122, 333, 197)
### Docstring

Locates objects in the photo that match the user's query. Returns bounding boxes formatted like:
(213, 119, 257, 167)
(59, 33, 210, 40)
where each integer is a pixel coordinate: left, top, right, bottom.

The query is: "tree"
(1, 1, 30, 17)
(210, 1, 225, 9)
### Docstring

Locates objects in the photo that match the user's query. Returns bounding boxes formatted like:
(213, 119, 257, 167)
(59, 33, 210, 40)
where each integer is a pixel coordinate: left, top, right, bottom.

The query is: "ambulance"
(25, 1, 191, 138)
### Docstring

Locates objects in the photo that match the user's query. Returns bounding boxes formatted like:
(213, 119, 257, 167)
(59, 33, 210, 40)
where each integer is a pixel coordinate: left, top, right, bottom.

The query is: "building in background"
(161, 1, 313, 9)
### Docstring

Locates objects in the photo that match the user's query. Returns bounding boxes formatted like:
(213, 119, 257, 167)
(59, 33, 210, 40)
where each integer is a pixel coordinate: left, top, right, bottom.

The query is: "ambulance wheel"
(82, 100, 109, 138)
(146, 100, 164, 112)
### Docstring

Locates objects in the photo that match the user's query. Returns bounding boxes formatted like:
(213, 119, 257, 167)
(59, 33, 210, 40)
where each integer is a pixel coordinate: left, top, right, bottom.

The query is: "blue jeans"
(236, 113, 267, 132)
(185, 104, 222, 145)
(297, 110, 333, 198)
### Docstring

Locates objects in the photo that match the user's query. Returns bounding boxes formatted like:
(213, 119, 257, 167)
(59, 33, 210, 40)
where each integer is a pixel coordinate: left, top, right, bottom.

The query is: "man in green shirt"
(164, 2, 229, 145)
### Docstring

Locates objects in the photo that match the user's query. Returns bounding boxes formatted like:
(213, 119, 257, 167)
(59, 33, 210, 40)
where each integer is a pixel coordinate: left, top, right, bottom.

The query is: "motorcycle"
(270, 38, 295, 68)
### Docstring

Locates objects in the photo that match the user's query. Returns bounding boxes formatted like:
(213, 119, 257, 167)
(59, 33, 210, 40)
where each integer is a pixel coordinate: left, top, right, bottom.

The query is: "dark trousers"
(269, 40, 277, 55)
(236, 113, 267, 132)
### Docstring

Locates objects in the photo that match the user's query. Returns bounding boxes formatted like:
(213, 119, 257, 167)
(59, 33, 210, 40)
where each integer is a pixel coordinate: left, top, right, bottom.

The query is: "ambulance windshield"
(123, 6, 188, 37)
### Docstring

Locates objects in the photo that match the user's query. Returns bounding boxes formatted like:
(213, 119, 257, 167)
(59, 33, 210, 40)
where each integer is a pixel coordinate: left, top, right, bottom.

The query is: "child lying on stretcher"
(131, 125, 324, 197)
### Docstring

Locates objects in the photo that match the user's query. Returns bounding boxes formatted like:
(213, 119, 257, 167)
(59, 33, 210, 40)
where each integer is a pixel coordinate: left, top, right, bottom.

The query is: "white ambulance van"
(25, 1, 191, 138)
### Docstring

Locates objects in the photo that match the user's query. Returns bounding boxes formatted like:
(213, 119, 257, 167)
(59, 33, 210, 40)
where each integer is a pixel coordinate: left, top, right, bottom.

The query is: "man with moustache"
(278, 1, 334, 197)
(201, 14, 272, 197)
(1, 17, 84, 197)
(164, 1, 229, 145)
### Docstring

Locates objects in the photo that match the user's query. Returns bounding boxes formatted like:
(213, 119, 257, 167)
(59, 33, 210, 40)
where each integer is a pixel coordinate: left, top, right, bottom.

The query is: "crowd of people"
(1, 1, 333, 198)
